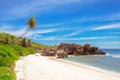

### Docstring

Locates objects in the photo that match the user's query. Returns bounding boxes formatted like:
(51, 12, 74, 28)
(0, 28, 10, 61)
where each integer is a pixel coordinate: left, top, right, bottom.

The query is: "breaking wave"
(106, 53, 120, 58)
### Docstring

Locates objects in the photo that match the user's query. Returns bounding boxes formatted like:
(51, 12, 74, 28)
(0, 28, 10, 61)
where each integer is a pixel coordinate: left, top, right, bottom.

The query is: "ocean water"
(63, 49, 120, 73)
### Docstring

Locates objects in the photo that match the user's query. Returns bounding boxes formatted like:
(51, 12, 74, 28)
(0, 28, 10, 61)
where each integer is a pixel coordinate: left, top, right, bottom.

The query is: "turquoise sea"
(63, 49, 120, 73)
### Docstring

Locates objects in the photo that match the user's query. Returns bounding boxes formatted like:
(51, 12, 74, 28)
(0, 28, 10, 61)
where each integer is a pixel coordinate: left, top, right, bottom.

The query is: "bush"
(0, 67, 15, 80)
(0, 44, 36, 79)
(0, 32, 57, 80)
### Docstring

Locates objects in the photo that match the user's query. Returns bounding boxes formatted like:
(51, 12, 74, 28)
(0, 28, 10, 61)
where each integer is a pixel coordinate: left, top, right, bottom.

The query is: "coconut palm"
(20, 16, 36, 37)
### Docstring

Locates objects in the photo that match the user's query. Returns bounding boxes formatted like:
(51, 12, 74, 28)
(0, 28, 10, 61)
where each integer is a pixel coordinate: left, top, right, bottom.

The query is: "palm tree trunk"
(20, 28, 31, 38)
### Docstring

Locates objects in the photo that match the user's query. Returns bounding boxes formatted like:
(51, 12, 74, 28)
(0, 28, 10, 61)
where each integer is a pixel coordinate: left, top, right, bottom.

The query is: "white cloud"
(62, 13, 120, 37)
(63, 27, 93, 37)
(4, 0, 102, 19)
(0, 25, 28, 37)
(35, 36, 119, 41)
(0, 24, 58, 37)
(7, 0, 80, 19)
(63, 31, 80, 37)
(40, 23, 62, 28)
(92, 23, 120, 30)
(25, 28, 58, 37)
(106, 42, 120, 44)
(0, 25, 15, 30)
(105, 12, 120, 21)
(72, 17, 100, 23)
(79, 36, 119, 40)
(72, 12, 120, 23)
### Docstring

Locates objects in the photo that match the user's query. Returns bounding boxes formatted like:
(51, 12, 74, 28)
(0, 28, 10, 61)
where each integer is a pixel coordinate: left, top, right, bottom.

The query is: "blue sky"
(0, 0, 120, 48)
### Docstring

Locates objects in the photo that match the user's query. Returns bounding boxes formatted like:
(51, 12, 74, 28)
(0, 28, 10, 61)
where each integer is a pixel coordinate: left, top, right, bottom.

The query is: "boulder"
(58, 43, 106, 56)
(74, 48, 84, 55)
(56, 49, 68, 58)
(41, 48, 56, 56)
(97, 51, 106, 55)
(83, 43, 91, 53)
(40, 43, 106, 57)
(36, 48, 42, 53)
(89, 46, 98, 55)
(58, 43, 76, 55)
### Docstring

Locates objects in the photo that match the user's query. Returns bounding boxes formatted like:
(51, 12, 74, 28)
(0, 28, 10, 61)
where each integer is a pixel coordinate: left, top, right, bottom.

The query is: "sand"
(14, 53, 120, 80)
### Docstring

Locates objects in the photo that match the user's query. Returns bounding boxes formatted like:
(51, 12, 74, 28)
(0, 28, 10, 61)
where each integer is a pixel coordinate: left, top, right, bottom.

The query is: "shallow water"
(63, 49, 120, 73)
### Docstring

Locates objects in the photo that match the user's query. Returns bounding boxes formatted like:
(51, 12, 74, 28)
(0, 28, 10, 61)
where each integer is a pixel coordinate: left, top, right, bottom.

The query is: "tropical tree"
(27, 39, 32, 47)
(20, 16, 36, 37)
(4, 37, 9, 44)
(21, 38, 27, 47)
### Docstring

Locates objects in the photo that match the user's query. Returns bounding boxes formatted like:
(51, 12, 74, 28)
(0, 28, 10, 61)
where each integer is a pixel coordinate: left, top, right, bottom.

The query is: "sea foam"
(106, 53, 120, 58)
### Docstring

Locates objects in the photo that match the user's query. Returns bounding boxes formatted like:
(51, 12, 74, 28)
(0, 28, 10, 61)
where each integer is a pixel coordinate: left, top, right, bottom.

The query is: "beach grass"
(0, 32, 57, 80)
(0, 66, 15, 80)
(0, 44, 36, 80)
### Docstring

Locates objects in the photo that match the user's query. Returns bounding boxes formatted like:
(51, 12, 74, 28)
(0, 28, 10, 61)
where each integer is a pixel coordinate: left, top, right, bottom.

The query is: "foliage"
(0, 33, 36, 80)
(0, 67, 15, 80)
(0, 44, 35, 67)
(0, 43, 36, 80)
(0, 32, 58, 80)
(21, 16, 37, 37)
(0, 33, 57, 49)
(26, 16, 36, 29)
(32, 42, 58, 50)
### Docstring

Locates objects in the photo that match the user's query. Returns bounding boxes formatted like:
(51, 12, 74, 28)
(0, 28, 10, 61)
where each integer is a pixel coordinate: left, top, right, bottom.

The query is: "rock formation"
(56, 49, 68, 58)
(41, 48, 57, 56)
(40, 43, 106, 58)
(36, 48, 42, 53)
(58, 43, 105, 55)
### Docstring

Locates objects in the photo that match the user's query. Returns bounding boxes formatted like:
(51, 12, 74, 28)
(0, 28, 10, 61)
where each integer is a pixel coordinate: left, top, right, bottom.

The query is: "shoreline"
(15, 53, 120, 80)
(49, 57, 120, 76)
(54, 55, 120, 74)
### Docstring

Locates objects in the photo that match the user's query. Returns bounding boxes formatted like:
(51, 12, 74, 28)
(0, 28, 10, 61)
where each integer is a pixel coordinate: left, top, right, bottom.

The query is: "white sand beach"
(14, 53, 120, 80)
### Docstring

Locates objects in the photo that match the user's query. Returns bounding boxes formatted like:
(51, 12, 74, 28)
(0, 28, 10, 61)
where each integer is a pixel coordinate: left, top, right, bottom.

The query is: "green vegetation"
(0, 32, 46, 80)
(0, 44, 35, 80)
(0, 67, 15, 80)
(0, 44, 35, 67)
(20, 16, 37, 37)
(0, 32, 58, 80)
(32, 42, 58, 50)
(0, 16, 55, 80)
(0, 32, 57, 49)
(0, 33, 32, 47)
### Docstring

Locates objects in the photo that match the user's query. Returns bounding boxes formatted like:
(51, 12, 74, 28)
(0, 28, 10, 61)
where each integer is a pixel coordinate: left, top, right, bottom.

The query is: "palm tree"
(20, 16, 36, 38)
